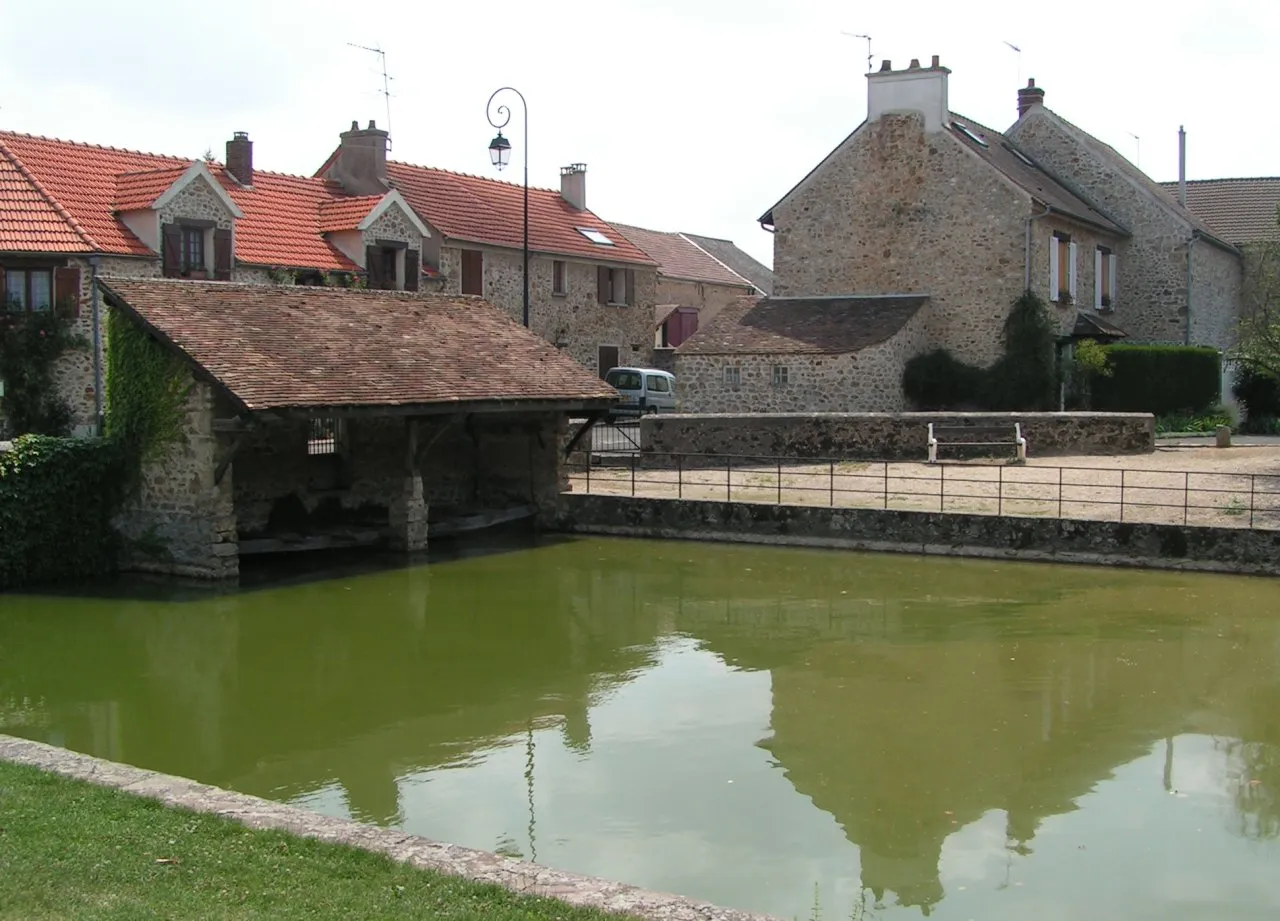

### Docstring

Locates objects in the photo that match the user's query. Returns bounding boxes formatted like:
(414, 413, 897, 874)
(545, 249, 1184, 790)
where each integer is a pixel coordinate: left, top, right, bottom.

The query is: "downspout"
(1185, 232, 1197, 347)
(89, 256, 104, 435)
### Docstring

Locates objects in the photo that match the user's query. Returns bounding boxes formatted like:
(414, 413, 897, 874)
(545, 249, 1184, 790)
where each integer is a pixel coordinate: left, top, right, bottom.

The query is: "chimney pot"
(880, 59, 892, 72)
(226, 131, 253, 186)
(351, 120, 359, 130)
(367, 119, 377, 130)
(560, 163, 587, 211)
(931, 55, 940, 68)
(1016, 79, 1045, 119)
(909, 58, 921, 69)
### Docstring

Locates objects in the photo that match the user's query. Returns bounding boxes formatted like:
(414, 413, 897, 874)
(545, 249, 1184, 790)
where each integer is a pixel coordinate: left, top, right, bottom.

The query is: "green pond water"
(3, 536, 1280, 920)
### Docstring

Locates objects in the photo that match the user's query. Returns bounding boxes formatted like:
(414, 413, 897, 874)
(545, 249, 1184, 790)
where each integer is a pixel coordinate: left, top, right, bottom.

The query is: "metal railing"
(565, 452, 1280, 531)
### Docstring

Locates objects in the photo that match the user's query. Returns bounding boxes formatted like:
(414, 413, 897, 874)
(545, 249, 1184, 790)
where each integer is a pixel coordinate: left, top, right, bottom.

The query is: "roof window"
(577, 227, 614, 246)
(1007, 144, 1036, 167)
(951, 121, 989, 148)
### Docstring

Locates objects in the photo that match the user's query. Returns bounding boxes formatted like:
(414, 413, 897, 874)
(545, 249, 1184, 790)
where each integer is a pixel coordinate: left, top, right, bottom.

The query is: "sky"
(2, 0, 1277, 269)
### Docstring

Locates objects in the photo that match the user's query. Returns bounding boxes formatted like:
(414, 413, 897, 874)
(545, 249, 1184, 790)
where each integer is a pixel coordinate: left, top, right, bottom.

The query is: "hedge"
(1090, 345, 1221, 415)
(0, 435, 129, 591)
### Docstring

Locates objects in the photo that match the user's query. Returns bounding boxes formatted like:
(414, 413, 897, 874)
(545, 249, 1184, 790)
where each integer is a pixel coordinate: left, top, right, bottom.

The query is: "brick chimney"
(331, 120, 390, 196)
(1017, 79, 1045, 119)
(226, 131, 253, 186)
(560, 163, 587, 211)
(867, 55, 950, 133)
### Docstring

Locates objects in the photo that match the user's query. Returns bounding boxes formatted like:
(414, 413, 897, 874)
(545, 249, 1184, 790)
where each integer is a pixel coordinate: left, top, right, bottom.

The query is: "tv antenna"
(347, 43, 394, 146)
(841, 32, 873, 74)
(1003, 41, 1022, 86)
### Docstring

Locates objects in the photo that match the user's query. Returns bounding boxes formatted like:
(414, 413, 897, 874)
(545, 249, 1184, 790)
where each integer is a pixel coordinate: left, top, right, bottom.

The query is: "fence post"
(677, 454, 683, 501)
(940, 463, 946, 513)
(1120, 469, 1126, 522)
(882, 462, 887, 510)
(777, 459, 782, 505)
(586, 452, 591, 495)
(1183, 471, 1189, 526)
(631, 452, 636, 497)
(727, 456, 732, 503)
(998, 464, 1003, 517)
(1250, 474, 1256, 528)
(829, 460, 835, 507)
(1057, 467, 1062, 519)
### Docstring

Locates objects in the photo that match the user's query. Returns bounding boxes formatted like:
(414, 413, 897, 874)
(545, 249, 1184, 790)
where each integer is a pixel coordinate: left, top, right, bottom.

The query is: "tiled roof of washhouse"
(677, 295, 928, 355)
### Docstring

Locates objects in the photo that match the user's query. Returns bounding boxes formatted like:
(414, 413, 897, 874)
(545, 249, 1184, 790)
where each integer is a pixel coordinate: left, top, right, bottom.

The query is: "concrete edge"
(0, 735, 781, 921)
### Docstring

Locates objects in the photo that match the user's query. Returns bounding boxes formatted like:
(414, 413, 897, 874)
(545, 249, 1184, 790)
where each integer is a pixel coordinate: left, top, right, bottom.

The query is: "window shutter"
(161, 223, 182, 277)
(404, 250, 420, 291)
(213, 228, 233, 280)
(597, 266, 610, 304)
(1094, 248, 1103, 309)
(625, 268, 636, 306)
(0, 267, 6, 308)
(1048, 236, 1059, 300)
(365, 246, 383, 290)
(1108, 254, 1118, 305)
(54, 266, 81, 319)
(1068, 242, 1078, 302)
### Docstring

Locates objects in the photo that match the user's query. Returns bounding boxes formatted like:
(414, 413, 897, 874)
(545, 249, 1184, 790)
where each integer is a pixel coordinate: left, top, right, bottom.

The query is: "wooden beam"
(563, 410, 607, 458)
(213, 432, 246, 486)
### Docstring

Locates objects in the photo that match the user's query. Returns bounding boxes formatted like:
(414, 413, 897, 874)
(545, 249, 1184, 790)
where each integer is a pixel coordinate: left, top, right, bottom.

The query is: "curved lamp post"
(486, 87, 529, 328)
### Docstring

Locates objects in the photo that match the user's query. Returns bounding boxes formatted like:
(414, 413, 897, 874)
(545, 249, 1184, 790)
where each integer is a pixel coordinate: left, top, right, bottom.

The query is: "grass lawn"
(0, 759, 628, 921)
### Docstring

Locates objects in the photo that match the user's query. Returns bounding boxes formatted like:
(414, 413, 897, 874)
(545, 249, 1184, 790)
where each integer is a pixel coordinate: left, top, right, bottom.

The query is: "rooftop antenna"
(1003, 41, 1022, 86)
(1128, 131, 1141, 167)
(841, 32, 873, 74)
(347, 42, 394, 148)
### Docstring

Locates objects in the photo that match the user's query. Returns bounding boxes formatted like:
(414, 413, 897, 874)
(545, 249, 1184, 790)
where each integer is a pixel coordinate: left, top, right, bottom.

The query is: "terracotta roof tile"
(678, 295, 927, 355)
(115, 166, 190, 211)
(98, 278, 618, 412)
(0, 142, 92, 252)
(611, 223, 753, 287)
(1157, 178, 1280, 245)
(679, 233, 774, 295)
(318, 195, 381, 232)
(383, 161, 655, 266)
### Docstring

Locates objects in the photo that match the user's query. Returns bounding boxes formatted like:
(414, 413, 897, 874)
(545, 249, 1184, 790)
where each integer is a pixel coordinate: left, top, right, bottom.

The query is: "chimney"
(331, 119, 390, 196)
(1178, 126, 1187, 206)
(866, 55, 950, 133)
(560, 163, 587, 211)
(1017, 79, 1045, 119)
(226, 131, 253, 186)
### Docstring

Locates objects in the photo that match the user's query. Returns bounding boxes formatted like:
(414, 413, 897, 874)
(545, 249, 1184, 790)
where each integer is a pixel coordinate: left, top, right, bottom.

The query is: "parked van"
(604, 367, 677, 415)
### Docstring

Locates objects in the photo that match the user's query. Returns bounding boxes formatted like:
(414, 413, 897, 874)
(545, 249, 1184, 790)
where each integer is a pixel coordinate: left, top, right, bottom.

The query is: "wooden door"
(598, 345, 619, 380)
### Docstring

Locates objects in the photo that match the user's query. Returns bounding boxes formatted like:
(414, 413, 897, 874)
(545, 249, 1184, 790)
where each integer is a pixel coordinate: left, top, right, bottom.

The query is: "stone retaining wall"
(553, 494, 1280, 575)
(642, 412, 1154, 460)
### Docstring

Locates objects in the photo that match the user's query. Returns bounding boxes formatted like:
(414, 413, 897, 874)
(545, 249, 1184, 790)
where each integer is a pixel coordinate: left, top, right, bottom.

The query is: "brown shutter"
(213, 228, 233, 280)
(0, 266, 6, 308)
(54, 266, 81, 319)
(625, 268, 636, 306)
(161, 223, 182, 277)
(404, 250, 420, 291)
(597, 265, 610, 304)
(365, 246, 384, 289)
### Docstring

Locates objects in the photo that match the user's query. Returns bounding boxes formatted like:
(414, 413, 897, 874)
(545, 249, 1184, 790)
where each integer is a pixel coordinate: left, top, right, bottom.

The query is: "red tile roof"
(115, 166, 190, 211)
(381, 161, 655, 266)
(0, 142, 92, 252)
(612, 223, 754, 287)
(99, 278, 618, 412)
(1158, 178, 1280, 245)
(318, 195, 381, 233)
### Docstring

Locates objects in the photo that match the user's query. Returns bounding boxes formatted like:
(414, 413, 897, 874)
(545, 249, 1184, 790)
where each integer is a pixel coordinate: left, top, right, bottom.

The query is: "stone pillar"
(532, 413, 569, 516)
(388, 474, 428, 552)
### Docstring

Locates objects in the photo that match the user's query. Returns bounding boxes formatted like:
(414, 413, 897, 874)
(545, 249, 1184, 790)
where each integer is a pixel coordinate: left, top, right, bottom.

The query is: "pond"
(2, 537, 1279, 920)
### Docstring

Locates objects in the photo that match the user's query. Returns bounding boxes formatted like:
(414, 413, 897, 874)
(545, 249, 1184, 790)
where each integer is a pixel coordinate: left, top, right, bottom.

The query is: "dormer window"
(364, 241, 419, 291)
(181, 227, 205, 273)
(162, 221, 231, 279)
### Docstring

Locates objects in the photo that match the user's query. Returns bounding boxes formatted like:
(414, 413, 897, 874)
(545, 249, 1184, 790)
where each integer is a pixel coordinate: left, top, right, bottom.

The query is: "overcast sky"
(2, 0, 1276, 268)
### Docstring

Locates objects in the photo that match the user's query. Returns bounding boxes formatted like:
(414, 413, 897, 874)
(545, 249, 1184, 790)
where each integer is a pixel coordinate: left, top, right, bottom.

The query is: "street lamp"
(486, 87, 529, 328)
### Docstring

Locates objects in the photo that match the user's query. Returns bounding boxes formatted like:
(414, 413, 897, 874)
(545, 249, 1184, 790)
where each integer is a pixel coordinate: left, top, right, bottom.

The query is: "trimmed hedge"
(902, 349, 986, 409)
(1091, 345, 1220, 415)
(0, 435, 129, 591)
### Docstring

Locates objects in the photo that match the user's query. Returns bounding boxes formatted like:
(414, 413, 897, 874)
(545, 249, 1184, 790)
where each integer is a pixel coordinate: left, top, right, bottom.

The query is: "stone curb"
(0, 735, 780, 921)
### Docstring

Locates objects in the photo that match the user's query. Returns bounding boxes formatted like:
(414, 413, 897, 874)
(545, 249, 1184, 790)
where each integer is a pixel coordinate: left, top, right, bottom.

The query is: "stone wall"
(1190, 240, 1243, 352)
(437, 243, 656, 373)
(657, 277, 751, 332)
(1028, 216, 1124, 338)
(361, 204, 423, 250)
(115, 379, 239, 580)
(771, 113, 1030, 367)
(641, 412, 1154, 460)
(673, 309, 928, 413)
(553, 494, 1280, 576)
(156, 175, 236, 230)
(1008, 109, 1243, 349)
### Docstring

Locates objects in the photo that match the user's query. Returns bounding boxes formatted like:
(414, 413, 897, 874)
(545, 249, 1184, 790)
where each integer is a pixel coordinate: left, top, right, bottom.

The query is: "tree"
(986, 289, 1059, 410)
(1231, 204, 1280, 379)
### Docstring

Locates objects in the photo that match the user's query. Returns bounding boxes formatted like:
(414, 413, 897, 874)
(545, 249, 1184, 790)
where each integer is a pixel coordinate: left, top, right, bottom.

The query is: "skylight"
(577, 227, 614, 246)
(1007, 144, 1036, 167)
(951, 121, 989, 148)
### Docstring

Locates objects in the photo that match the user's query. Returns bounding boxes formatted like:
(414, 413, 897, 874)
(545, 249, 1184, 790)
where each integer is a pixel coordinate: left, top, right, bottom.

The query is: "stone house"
(315, 126, 659, 378)
(612, 223, 769, 350)
(98, 279, 616, 580)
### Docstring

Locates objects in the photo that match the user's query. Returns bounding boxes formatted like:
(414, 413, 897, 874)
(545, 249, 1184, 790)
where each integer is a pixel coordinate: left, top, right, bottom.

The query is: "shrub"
(984, 290, 1058, 410)
(902, 349, 986, 409)
(1233, 367, 1280, 433)
(1091, 345, 1220, 415)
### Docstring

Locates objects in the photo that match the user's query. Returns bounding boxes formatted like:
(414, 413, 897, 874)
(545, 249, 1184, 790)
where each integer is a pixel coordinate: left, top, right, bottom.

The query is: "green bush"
(0, 435, 129, 590)
(1155, 406, 1232, 435)
(902, 349, 986, 409)
(1233, 368, 1280, 433)
(1091, 345, 1220, 415)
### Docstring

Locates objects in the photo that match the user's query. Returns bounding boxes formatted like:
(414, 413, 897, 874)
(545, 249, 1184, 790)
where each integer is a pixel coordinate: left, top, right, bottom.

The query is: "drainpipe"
(89, 256, 104, 435)
(1185, 232, 1197, 347)
(1025, 204, 1053, 290)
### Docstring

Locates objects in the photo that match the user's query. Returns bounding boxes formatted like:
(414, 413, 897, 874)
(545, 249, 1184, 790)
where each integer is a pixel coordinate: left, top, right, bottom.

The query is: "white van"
(604, 367, 677, 415)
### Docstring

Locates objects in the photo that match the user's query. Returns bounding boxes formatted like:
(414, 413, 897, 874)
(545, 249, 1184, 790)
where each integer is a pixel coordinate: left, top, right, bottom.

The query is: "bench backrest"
(930, 423, 1020, 441)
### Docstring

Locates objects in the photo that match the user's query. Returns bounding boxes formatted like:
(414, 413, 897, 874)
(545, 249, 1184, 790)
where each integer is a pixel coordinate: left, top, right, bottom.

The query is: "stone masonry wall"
(361, 204, 423, 249)
(1008, 110, 1242, 349)
(156, 176, 236, 230)
(1190, 240, 1243, 352)
(772, 113, 1030, 367)
(673, 309, 928, 413)
(642, 412, 1154, 460)
(658, 277, 751, 332)
(115, 379, 238, 579)
(1028, 217, 1124, 338)
(438, 243, 656, 373)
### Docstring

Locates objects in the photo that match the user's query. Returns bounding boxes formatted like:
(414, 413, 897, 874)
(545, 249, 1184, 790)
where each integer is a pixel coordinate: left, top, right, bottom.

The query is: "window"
(772, 365, 789, 387)
(1048, 232, 1077, 303)
(951, 121, 989, 148)
(461, 249, 484, 295)
(307, 418, 341, 455)
(606, 369, 642, 390)
(645, 374, 671, 394)
(1095, 246, 1117, 310)
(375, 248, 397, 290)
(552, 260, 567, 296)
(597, 266, 635, 305)
(577, 227, 614, 246)
(724, 366, 741, 388)
(3, 269, 54, 312)
(181, 226, 205, 273)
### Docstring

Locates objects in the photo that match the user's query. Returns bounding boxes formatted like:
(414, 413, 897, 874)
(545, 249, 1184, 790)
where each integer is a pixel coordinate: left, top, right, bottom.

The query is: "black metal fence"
(565, 452, 1280, 530)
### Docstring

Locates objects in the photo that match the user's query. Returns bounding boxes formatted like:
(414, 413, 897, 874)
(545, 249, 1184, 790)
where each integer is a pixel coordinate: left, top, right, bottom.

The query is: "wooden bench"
(927, 422, 1026, 463)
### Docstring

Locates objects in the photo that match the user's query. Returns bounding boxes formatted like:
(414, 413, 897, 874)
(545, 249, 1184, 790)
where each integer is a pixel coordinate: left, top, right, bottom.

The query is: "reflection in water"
(2, 538, 1280, 919)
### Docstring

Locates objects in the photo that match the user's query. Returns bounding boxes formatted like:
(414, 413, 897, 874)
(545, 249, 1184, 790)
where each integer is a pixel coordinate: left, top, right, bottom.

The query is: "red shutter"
(365, 246, 384, 289)
(625, 268, 636, 306)
(460, 250, 484, 295)
(597, 266, 610, 304)
(161, 224, 182, 277)
(404, 250, 420, 291)
(54, 266, 81, 319)
(213, 228, 233, 280)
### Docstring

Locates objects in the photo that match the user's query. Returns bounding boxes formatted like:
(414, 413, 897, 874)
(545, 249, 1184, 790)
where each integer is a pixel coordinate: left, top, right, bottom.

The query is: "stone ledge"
(0, 735, 780, 921)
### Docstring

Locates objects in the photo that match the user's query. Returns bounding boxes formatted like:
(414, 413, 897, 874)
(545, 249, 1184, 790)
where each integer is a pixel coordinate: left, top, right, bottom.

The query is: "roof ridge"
(676, 232, 755, 288)
(1160, 176, 1280, 185)
(0, 130, 189, 163)
(0, 136, 98, 250)
(386, 160, 577, 202)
